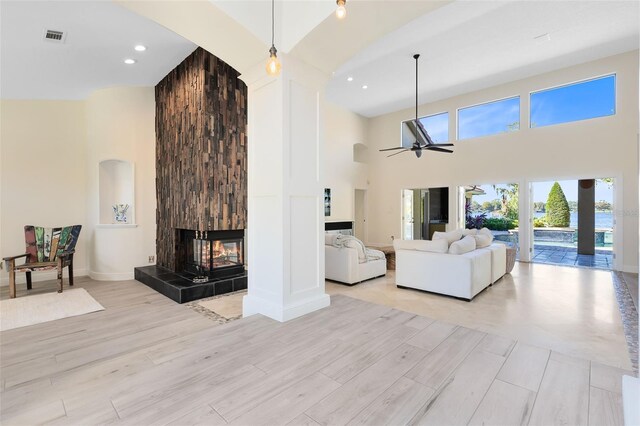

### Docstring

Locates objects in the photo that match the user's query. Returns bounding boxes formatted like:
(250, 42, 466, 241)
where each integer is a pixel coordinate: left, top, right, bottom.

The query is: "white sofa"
(325, 237, 386, 285)
(394, 230, 507, 300)
(478, 243, 507, 283)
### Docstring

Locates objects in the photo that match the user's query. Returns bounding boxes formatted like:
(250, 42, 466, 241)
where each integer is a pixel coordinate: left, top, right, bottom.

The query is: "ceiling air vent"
(43, 29, 66, 43)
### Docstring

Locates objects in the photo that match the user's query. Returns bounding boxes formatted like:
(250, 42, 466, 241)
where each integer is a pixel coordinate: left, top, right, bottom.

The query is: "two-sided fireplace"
(178, 229, 245, 281)
(134, 227, 247, 303)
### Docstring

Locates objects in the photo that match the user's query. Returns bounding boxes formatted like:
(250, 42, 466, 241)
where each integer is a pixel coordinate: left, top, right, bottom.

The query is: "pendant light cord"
(415, 55, 418, 124)
(271, 0, 275, 47)
(414, 54, 420, 142)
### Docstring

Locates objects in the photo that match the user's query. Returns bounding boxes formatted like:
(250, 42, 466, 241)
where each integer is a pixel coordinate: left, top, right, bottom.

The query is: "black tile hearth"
(135, 265, 248, 304)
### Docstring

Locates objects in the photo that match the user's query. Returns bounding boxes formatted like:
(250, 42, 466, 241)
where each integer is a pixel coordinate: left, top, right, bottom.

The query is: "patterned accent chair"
(3, 225, 82, 298)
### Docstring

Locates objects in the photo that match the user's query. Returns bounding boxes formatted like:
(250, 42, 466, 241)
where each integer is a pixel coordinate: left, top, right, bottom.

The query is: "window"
(420, 112, 449, 143)
(458, 97, 520, 140)
(530, 75, 615, 128)
(401, 112, 449, 148)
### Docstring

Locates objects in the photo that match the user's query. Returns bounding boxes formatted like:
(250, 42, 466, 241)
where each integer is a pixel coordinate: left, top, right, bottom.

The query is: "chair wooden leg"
(8, 260, 16, 299)
(57, 258, 63, 293)
(26, 272, 32, 290)
(57, 270, 63, 293)
(68, 262, 74, 286)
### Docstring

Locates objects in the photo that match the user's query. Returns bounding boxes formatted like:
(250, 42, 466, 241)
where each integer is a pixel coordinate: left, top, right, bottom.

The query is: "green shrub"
(546, 182, 570, 227)
(482, 217, 516, 231)
(533, 217, 547, 227)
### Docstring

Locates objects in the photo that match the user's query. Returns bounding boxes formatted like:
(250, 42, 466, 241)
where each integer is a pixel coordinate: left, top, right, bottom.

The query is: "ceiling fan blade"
(417, 142, 454, 149)
(425, 146, 454, 153)
(380, 147, 408, 152)
(387, 149, 410, 158)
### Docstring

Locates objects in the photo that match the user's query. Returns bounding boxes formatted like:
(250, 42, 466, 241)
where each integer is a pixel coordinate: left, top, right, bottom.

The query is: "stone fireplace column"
(240, 54, 330, 322)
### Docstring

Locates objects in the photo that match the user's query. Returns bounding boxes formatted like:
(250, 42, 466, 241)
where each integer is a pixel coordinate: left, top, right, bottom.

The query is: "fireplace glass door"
(192, 238, 243, 272)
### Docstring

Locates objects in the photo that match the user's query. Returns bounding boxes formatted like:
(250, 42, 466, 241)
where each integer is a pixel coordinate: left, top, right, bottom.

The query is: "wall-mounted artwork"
(324, 188, 331, 217)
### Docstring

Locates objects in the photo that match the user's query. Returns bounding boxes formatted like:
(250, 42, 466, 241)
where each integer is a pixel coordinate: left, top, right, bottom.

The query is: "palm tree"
(492, 183, 519, 219)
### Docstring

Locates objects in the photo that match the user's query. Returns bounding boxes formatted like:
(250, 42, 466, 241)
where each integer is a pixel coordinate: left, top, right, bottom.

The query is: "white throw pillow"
(473, 234, 493, 248)
(393, 239, 448, 253)
(478, 228, 493, 238)
(462, 228, 478, 236)
(394, 240, 421, 251)
(432, 229, 463, 245)
(449, 235, 477, 254)
(324, 233, 336, 245)
(416, 239, 449, 253)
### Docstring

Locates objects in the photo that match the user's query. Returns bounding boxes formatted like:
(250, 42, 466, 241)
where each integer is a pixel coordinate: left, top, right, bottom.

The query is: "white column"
(519, 181, 532, 262)
(241, 54, 330, 322)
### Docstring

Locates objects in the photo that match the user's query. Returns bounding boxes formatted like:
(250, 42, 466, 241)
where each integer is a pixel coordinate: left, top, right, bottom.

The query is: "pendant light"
(266, 0, 281, 76)
(336, 0, 346, 19)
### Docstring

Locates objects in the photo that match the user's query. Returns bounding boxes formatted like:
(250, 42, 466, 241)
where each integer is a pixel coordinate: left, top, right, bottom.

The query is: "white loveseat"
(394, 229, 507, 300)
(325, 235, 386, 285)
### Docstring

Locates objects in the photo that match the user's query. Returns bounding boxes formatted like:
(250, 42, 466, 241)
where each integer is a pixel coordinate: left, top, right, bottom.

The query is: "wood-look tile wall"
(155, 47, 247, 270)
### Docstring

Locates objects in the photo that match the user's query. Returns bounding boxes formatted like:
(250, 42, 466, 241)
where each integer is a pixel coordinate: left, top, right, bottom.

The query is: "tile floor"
(327, 262, 632, 371)
(532, 245, 613, 269)
(0, 281, 633, 425)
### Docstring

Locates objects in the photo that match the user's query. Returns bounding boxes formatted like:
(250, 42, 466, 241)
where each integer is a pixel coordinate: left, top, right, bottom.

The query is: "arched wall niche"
(98, 159, 135, 225)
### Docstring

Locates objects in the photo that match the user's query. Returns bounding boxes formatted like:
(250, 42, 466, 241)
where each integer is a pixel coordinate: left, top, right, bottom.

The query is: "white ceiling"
(210, 1, 335, 54)
(325, 0, 640, 117)
(0, 0, 197, 100)
(3, 0, 638, 113)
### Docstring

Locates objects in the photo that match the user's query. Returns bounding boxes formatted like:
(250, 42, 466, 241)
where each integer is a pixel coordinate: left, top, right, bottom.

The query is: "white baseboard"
(0, 268, 89, 287)
(367, 241, 394, 248)
(620, 264, 639, 273)
(243, 293, 331, 322)
(89, 271, 134, 281)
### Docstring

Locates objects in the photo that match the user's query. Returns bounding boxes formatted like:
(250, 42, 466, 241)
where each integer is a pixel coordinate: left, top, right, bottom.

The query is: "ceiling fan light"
(379, 54, 454, 158)
(336, 0, 346, 19)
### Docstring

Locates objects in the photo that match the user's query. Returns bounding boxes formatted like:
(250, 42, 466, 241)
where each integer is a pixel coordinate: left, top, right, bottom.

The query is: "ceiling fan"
(380, 54, 454, 158)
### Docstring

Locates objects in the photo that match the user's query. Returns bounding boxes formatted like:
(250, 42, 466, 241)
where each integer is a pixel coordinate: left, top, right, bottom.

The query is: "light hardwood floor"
(327, 262, 632, 370)
(0, 277, 634, 425)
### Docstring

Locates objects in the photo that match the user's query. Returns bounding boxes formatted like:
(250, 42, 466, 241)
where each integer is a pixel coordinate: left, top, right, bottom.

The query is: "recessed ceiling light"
(347, 76, 353, 82)
(362, 85, 368, 89)
(124, 58, 136, 65)
(134, 45, 147, 52)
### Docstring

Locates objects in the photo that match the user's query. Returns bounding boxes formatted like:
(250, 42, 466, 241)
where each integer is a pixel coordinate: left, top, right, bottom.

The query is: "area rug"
(0, 288, 105, 331)
(186, 290, 246, 325)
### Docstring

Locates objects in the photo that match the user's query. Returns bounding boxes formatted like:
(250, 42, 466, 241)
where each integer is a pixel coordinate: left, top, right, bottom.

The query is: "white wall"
(323, 101, 370, 238)
(366, 51, 639, 272)
(0, 100, 88, 284)
(0, 87, 157, 286)
(85, 87, 156, 280)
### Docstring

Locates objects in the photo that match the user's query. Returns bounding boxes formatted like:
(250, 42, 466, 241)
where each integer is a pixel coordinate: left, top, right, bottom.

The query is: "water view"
(534, 211, 613, 229)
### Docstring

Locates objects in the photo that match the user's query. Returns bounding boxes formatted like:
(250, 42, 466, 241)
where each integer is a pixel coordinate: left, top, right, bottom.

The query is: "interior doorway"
(530, 178, 614, 269)
(354, 189, 367, 242)
(401, 188, 449, 240)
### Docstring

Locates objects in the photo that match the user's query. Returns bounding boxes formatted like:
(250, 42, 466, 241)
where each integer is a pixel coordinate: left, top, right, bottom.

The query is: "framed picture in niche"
(324, 188, 331, 217)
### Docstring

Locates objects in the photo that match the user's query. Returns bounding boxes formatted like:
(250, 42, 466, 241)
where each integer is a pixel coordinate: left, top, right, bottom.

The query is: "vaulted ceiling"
(325, 0, 640, 117)
(1, 0, 638, 118)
